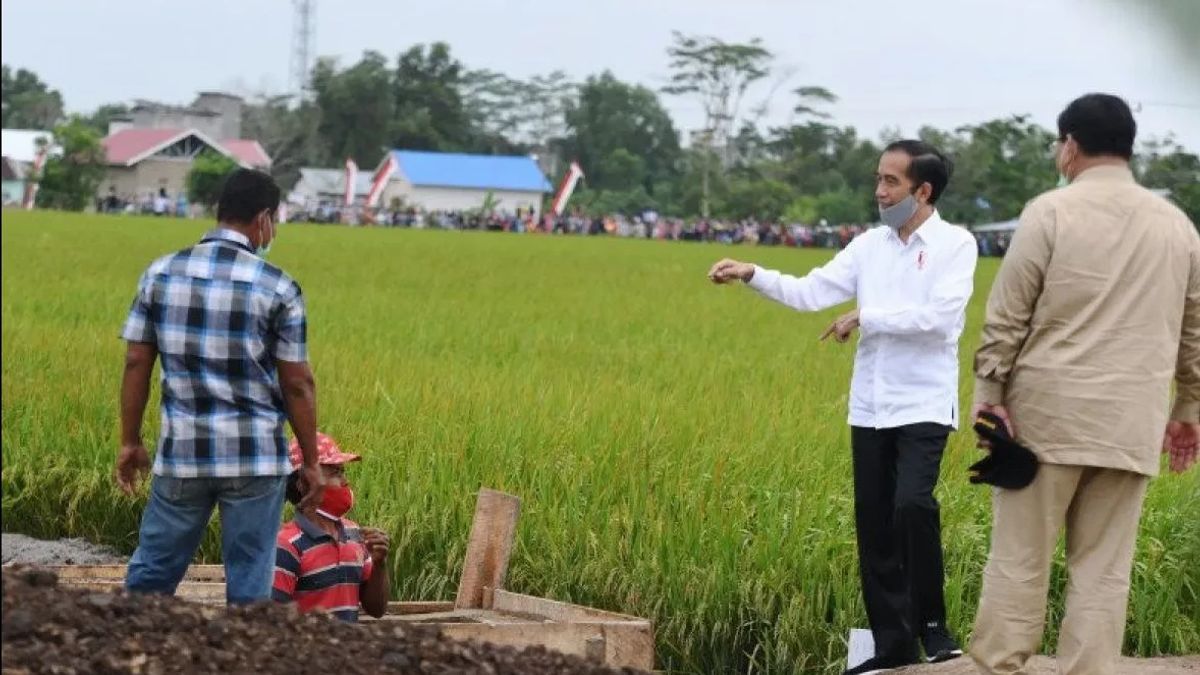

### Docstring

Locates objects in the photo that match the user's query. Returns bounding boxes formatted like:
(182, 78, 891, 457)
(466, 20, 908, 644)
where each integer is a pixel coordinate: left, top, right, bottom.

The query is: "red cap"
(288, 432, 361, 468)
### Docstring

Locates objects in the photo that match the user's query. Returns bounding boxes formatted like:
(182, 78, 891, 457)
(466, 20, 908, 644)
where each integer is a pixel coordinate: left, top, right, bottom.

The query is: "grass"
(2, 210, 1197, 673)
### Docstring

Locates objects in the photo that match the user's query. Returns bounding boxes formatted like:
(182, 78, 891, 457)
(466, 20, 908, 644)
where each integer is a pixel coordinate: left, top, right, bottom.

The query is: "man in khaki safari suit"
(968, 92, 1200, 675)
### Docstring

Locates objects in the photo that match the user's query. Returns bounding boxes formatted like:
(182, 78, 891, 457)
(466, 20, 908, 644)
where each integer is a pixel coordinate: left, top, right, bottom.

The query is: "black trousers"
(851, 423, 951, 660)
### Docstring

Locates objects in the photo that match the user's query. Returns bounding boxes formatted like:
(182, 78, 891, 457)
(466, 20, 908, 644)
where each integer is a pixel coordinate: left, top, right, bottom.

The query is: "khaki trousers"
(969, 464, 1150, 675)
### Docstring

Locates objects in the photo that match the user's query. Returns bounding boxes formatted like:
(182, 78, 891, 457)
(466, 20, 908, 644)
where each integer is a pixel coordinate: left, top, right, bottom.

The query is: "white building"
(376, 150, 552, 217)
(291, 167, 373, 208)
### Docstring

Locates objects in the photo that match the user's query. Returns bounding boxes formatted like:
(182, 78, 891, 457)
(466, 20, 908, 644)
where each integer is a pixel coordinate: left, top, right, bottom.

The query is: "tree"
(2, 65, 64, 129)
(311, 52, 395, 166)
(662, 32, 773, 163)
(770, 123, 864, 192)
(521, 71, 577, 177)
(241, 93, 324, 187)
(564, 72, 681, 197)
(663, 33, 773, 217)
(1137, 137, 1200, 225)
(187, 151, 239, 208)
(931, 115, 1056, 224)
(792, 86, 838, 120)
(461, 69, 578, 172)
(81, 103, 130, 135)
(460, 68, 528, 153)
(391, 43, 473, 151)
(35, 119, 105, 211)
(720, 178, 794, 221)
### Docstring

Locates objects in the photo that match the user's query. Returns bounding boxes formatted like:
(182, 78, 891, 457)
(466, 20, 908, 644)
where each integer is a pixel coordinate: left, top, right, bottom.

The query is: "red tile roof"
(220, 139, 271, 168)
(102, 128, 184, 165)
(102, 128, 272, 168)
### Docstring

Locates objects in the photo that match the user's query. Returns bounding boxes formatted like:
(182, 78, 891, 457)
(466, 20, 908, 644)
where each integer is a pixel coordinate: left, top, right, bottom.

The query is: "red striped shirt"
(272, 514, 374, 622)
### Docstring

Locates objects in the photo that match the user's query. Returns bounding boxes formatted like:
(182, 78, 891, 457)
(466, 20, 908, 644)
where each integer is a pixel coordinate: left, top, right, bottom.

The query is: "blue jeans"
(125, 475, 286, 605)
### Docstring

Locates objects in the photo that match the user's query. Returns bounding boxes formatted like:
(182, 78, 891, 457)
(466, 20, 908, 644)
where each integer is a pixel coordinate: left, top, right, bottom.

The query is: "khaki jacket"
(973, 164, 1200, 476)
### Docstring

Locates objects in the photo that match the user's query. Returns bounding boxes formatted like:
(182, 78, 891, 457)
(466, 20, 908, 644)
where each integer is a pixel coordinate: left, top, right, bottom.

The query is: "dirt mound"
(2, 533, 125, 565)
(0, 567, 647, 675)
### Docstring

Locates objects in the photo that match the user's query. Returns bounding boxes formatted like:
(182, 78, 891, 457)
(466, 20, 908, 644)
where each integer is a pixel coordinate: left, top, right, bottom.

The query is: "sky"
(3, 0, 1198, 150)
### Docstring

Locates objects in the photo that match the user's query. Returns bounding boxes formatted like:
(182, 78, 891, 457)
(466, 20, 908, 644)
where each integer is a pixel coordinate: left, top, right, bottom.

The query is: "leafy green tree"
(35, 119, 105, 211)
(1138, 137, 1200, 225)
(311, 52, 395, 165)
(81, 103, 130, 135)
(564, 72, 680, 195)
(187, 151, 239, 208)
(662, 32, 773, 165)
(719, 178, 794, 221)
(1, 65, 64, 129)
(241, 93, 324, 187)
(662, 33, 773, 216)
(390, 43, 472, 151)
(932, 115, 1056, 225)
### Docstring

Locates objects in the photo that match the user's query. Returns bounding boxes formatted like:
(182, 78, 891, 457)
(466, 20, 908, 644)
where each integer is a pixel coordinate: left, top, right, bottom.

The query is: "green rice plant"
(3, 210, 1196, 673)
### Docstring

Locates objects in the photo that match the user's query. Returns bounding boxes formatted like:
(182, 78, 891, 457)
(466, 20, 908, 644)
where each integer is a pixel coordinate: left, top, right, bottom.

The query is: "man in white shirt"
(709, 140, 978, 675)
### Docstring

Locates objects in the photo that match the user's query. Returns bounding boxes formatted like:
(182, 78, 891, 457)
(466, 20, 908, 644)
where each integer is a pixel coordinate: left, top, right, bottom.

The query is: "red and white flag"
(551, 161, 585, 216)
(366, 154, 396, 208)
(22, 144, 49, 210)
(343, 158, 358, 207)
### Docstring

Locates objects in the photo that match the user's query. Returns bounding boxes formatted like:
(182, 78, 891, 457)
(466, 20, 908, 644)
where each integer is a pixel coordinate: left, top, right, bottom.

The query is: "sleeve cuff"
(973, 377, 1006, 410)
(273, 344, 308, 363)
(1170, 397, 1200, 424)
(120, 330, 156, 343)
(857, 307, 884, 334)
(746, 265, 774, 291)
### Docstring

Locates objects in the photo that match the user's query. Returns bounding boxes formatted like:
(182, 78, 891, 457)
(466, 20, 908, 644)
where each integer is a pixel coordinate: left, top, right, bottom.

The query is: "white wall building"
(376, 150, 551, 217)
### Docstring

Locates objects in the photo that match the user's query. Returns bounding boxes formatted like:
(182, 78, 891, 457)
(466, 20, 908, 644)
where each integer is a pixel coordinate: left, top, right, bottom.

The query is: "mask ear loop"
(257, 210, 275, 252)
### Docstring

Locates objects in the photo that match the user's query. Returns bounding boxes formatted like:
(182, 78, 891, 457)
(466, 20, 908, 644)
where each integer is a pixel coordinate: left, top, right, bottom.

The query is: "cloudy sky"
(3, 0, 1198, 149)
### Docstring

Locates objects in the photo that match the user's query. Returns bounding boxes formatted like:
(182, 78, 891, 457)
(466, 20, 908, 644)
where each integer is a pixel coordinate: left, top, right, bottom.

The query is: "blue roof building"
(376, 149, 552, 217)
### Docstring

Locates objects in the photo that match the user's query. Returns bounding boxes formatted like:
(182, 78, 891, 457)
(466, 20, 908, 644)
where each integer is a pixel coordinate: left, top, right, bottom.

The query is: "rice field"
(2, 210, 1197, 673)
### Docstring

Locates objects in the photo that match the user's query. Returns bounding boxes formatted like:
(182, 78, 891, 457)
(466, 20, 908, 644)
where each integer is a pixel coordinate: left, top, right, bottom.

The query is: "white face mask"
(257, 213, 276, 256)
(879, 194, 919, 230)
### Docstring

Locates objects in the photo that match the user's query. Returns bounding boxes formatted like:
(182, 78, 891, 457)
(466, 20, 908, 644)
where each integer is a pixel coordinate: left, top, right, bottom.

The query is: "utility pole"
(290, 0, 316, 100)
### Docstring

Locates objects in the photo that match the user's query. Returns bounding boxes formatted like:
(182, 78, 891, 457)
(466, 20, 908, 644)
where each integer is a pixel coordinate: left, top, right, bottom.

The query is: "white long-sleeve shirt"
(748, 213, 978, 429)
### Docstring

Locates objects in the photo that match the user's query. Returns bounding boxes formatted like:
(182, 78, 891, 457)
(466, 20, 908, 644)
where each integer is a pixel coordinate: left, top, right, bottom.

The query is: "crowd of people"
(97, 187, 1012, 257)
(99, 187, 198, 218)
(292, 202, 1013, 257)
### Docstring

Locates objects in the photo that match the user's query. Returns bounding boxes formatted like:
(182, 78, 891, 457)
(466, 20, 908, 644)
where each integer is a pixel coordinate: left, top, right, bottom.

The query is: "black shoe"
(920, 623, 963, 663)
(843, 654, 918, 675)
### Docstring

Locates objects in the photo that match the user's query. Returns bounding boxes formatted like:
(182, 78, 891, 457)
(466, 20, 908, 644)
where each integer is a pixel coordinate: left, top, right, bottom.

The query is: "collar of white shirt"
(884, 209, 948, 247)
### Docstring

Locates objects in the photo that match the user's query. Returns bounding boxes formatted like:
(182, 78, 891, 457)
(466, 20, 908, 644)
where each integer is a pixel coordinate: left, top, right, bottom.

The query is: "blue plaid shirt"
(121, 229, 307, 478)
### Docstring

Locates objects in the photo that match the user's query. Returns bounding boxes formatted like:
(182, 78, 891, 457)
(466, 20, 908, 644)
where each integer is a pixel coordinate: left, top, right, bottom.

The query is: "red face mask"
(317, 483, 354, 518)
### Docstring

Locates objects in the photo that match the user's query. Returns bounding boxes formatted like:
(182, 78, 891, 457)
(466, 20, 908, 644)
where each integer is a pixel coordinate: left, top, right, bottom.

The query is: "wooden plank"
(454, 488, 521, 609)
(585, 635, 606, 663)
(440, 623, 604, 660)
(492, 589, 650, 624)
(598, 622, 656, 670)
(49, 564, 226, 582)
(441, 623, 654, 669)
(474, 611, 545, 627)
(61, 580, 227, 603)
(387, 600, 456, 615)
(378, 609, 539, 626)
(382, 609, 489, 623)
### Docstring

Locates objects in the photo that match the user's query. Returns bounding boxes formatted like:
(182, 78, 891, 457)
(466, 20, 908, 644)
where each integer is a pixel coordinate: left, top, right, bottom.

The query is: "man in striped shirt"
(272, 433, 391, 621)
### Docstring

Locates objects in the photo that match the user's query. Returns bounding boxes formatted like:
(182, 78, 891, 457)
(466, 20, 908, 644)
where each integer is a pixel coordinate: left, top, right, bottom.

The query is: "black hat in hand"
(970, 411, 1039, 489)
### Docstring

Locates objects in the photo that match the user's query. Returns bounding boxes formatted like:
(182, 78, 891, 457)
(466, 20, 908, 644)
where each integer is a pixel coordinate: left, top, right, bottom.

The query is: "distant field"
(3, 210, 1196, 673)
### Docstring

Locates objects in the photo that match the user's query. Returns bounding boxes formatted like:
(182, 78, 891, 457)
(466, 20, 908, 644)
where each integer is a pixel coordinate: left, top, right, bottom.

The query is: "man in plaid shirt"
(116, 168, 326, 604)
